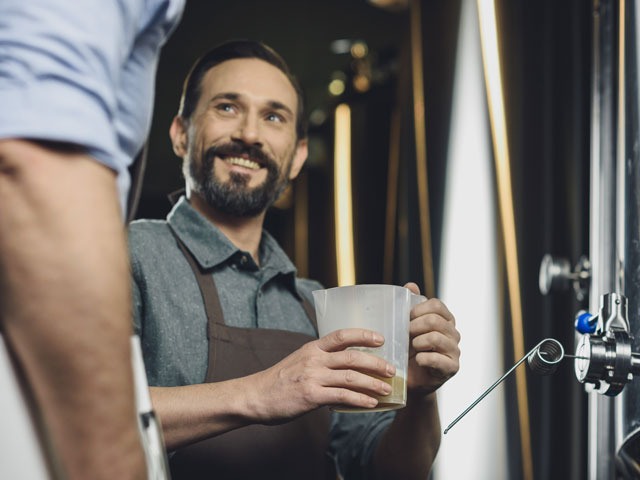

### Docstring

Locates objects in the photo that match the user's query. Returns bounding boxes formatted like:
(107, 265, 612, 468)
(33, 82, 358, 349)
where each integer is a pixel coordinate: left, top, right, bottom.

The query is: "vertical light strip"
(434, 1, 505, 477)
(294, 171, 309, 279)
(334, 103, 356, 286)
(587, 4, 601, 477)
(614, 0, 627, 449)
(476, 1, 533, 479)
(617, 0, 626, 287)
(383, 107, 402, 283)
(410, 0, 436, 298)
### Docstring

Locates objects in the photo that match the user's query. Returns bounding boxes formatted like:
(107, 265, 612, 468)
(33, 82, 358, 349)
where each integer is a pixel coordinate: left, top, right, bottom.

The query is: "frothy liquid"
(332, 371, 407, 413)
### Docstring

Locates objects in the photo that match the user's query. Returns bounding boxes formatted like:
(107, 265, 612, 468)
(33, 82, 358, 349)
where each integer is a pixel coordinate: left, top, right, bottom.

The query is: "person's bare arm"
(150, 328, 395, 451)
(0, 139, 146, 479)
(371, 284, 461, 480)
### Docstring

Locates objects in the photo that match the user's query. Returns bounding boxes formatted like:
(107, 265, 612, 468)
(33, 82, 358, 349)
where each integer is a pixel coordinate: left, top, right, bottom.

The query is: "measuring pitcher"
(312, 284, 426, 412)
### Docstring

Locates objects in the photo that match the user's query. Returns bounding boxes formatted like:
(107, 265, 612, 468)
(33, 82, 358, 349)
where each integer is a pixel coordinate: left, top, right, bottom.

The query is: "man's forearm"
(371, 393, 441, 480)
(0, 140, 146, 479)
(151, 367, 292, 451)
(151, 379, 259, 451)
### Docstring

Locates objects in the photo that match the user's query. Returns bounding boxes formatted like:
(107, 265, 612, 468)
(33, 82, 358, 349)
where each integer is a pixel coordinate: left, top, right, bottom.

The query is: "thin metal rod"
(444, 347, 530, 434)
(538, 351, 587, 360)
(444, 338, 548, 434)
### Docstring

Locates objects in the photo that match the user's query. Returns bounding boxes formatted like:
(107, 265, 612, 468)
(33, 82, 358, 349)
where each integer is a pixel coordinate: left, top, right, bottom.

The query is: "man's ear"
(288, 138, 308, 180)
(169, 116, 188, 157)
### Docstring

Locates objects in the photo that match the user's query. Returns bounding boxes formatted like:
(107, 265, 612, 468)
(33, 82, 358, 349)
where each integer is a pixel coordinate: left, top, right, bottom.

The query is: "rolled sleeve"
(0, 0, 142, 171)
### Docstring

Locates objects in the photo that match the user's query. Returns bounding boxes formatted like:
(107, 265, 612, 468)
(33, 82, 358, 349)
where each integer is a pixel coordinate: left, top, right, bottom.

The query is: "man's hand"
(404, 282, 460, 395)
(247, 328, 396, 423)
(152, 328, 397, 449)
(368, 284, 459, 479)
(152, 294, 457, 452)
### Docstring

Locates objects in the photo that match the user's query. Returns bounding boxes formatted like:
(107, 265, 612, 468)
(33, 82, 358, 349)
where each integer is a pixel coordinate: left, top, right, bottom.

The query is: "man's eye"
(217, 103, 235, 113)
(266, 113, 283, 123)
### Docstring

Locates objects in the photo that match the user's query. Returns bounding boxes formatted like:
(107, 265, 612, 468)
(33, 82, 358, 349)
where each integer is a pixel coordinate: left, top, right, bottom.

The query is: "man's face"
(179, 58, 306, 217)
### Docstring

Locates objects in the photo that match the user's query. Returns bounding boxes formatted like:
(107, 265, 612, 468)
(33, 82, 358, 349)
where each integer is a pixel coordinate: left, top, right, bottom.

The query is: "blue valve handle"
(575, 311, 597, 334)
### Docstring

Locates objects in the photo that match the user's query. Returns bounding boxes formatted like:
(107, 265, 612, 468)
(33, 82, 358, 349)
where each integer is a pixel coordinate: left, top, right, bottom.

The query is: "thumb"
(403, 282, 420, 295)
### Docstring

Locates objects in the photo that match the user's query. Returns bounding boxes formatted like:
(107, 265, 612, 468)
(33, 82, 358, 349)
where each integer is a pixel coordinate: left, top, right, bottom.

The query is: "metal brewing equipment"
(540, 1, 640, 477)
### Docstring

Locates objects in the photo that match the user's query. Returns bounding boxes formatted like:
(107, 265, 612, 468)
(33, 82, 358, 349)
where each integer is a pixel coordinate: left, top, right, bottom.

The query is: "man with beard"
(129, 40, 461, 480)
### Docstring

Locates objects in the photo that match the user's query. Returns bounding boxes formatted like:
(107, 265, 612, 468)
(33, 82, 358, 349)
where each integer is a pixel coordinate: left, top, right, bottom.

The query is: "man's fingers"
(316, 328, 384, 353)
(414, 351, 460, 378)
(320, 387, 379, 409)
(325, 349, 395, 377)
(411, 298, 455, 325)
(322, 369, 392, 396)
(412, 331, 460, 359)
(410, 314, 461, 343)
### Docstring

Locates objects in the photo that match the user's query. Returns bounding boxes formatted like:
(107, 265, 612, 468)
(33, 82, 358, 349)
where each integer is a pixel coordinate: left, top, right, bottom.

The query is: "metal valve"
(574, 293, 640, 396)
(539, 254, 591, 301)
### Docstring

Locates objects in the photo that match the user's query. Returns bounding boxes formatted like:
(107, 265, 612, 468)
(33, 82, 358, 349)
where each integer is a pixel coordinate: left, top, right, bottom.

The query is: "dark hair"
(178, 40, 307, 140)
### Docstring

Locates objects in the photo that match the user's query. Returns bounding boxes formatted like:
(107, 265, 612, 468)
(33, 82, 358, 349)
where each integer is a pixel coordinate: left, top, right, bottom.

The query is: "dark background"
(134, 1, 594, 478)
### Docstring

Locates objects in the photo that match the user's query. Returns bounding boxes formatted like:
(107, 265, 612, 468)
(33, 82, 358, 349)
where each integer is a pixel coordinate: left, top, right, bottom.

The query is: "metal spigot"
(574, 293, 640, 396)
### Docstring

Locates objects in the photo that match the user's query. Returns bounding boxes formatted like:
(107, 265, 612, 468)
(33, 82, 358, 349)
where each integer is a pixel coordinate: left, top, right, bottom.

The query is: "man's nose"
(231, 113, 262, 146)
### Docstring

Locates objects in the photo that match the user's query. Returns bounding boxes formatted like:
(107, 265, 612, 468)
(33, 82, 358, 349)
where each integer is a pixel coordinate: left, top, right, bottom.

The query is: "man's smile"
(221, 155, 262, 171)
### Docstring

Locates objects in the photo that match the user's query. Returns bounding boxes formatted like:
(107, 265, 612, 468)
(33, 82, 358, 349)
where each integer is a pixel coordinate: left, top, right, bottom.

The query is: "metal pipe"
(616, 0, 640, 475)
(588, 1, 618, 478)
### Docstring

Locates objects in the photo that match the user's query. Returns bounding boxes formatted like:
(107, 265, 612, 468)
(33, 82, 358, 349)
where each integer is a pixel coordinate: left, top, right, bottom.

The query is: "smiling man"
(129, 40, 461, 480)
(177, 55, 307, 227)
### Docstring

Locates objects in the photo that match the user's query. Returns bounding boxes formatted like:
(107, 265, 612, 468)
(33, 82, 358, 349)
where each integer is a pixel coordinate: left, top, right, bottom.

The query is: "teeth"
(226, 157, 260, 170)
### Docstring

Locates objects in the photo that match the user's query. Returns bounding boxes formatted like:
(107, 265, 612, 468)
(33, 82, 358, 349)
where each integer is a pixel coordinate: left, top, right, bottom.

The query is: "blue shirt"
(0, 0, 184, 211)
(130, 196, 321, 386)
(129, 197, 396, 479)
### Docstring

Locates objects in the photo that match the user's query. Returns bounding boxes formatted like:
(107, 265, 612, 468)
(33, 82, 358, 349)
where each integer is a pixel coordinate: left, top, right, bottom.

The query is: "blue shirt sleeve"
(0, 0, 183, 210)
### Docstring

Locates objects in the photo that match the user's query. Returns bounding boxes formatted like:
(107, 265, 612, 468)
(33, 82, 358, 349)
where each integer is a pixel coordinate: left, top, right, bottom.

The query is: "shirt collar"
(167, 196, 298, 290)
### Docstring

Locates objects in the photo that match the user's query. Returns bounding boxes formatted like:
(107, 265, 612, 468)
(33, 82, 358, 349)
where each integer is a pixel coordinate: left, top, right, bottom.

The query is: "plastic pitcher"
(312, 284, 426, 412)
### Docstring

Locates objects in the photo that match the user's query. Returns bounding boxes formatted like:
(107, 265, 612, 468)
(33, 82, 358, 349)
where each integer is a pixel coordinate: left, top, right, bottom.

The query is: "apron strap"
(168, 226, 223, 340)
(125, 142, 148, 224)
(300, 295, 319, 336)
(168, 214, 318, 337)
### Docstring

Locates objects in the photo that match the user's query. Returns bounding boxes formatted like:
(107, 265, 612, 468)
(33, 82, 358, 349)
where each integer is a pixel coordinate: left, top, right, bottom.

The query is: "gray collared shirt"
(129, 196, 394, 478)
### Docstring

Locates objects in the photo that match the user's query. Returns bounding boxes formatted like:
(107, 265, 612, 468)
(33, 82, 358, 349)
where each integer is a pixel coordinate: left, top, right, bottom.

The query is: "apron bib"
(168, 232, 334, 479)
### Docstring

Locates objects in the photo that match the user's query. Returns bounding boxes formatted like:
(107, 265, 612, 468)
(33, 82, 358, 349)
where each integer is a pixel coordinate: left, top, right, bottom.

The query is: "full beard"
(189, 142, 292, 217)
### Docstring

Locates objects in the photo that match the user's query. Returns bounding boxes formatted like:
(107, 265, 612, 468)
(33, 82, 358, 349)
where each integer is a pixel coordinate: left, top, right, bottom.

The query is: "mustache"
(203, 142, 276, 169)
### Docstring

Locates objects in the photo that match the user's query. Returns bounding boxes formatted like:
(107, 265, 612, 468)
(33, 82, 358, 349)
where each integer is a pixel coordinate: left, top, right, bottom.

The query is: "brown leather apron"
(168, 233, 334, 480)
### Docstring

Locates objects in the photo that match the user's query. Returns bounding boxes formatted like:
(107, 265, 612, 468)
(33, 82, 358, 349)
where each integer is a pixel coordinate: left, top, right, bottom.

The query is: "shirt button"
(258, 289, 263, 297)
(240, 255, 248, 265)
